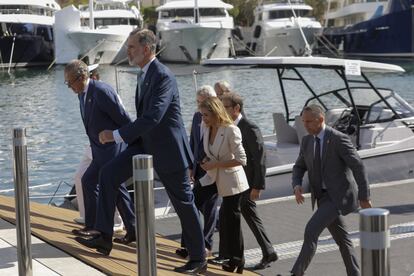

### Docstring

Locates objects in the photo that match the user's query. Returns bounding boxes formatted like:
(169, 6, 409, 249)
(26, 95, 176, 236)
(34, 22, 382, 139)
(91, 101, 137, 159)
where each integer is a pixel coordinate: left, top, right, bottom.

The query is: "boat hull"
(158, 26, 231, 63)
(68, 30, 128, 65)
(251, 26, 321, 56)
(261, 148, 414, 201)
(322, 6, 414, 58)
(0, 24, 54, 68)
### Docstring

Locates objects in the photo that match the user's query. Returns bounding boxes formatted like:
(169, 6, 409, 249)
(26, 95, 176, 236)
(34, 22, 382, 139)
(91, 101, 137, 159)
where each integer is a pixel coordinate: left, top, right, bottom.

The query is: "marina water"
(0, 62, 413, 204)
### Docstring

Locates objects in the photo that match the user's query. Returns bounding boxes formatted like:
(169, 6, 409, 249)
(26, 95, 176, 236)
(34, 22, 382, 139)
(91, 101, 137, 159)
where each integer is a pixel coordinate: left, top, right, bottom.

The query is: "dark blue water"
(0, 61, 413, 204)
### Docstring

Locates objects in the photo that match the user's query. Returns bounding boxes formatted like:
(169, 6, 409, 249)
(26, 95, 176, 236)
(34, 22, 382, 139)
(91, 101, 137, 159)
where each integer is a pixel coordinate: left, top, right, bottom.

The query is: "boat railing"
(0, 8, 54, 17)
(371, 117, 414, 148)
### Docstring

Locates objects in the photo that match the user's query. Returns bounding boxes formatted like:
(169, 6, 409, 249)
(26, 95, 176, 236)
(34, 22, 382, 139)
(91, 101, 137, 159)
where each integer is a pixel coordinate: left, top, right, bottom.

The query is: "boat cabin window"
(268, 9, 311, 19)
(160, 8, 226, 18)
(95, 3, 126, 10)
(200, 8, 226, 17)
(0, 5, 54, 16)
(82, 18, 139, 27)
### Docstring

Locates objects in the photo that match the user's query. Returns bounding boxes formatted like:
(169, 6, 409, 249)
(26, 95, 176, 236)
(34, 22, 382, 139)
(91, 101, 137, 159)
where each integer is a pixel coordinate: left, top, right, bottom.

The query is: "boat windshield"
(268, 9, 311, 19)
(81, 18, 140, 27)
(306, 88, 414, 124)
(160, 8, 226, 19)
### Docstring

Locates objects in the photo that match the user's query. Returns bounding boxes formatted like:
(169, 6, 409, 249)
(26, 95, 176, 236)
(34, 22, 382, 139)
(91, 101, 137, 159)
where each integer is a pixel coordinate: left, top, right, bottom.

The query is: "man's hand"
(250, 188, 261, 201)
(294, 185, 305, 205)
(99, 130, 115, 144)
(188, 169, 195, 182)
(359, 199, 372, 209)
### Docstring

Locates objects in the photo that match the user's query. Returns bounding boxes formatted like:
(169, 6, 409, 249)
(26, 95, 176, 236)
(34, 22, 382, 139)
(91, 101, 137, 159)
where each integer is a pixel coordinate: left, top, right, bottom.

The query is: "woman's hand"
(200, 160, 218, 171)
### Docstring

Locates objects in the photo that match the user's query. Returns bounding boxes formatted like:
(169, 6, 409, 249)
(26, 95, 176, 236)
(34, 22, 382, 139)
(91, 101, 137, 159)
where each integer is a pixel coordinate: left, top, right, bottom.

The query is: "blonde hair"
(199, 96, 233, 127)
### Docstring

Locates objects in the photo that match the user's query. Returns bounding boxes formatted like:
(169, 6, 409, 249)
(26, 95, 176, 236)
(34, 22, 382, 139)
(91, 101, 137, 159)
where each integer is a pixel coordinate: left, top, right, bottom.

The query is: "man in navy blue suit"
(64, 60, 136, 240)
(76, 29, 207, 274)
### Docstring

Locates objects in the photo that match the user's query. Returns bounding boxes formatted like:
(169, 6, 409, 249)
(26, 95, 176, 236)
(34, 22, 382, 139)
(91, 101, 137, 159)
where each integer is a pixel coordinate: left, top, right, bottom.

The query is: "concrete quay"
(156, 179, 414, 276)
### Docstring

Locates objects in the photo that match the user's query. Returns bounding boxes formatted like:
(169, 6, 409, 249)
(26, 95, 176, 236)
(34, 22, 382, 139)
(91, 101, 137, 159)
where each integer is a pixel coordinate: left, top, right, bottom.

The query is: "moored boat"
(0, 0, 60, 68)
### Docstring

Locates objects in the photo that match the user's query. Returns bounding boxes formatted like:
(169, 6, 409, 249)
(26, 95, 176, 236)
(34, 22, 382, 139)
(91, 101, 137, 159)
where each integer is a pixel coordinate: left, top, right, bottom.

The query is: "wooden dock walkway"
(0, 195, 257, 276)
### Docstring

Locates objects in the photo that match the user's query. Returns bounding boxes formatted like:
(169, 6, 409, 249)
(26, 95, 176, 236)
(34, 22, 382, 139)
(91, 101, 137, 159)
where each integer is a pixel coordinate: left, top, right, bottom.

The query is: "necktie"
(313, 136, 323, 198)
(78, 92, 85, 120)
(136, 70, 144, 103)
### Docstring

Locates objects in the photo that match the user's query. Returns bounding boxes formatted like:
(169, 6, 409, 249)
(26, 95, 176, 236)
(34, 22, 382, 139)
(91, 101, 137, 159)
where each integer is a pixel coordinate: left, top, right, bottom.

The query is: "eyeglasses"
(64, 75, 82, 88)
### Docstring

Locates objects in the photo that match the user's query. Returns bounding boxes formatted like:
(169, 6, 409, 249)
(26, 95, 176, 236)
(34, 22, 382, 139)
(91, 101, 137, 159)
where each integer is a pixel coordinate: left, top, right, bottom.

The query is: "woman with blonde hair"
(199, 97, 249, 273)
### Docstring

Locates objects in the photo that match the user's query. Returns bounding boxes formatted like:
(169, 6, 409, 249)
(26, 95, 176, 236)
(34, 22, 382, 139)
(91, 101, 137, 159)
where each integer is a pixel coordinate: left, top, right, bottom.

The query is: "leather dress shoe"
(75, 235, 113, 256)
(175, 248, 189, 258)
(208, 256, 229, 265)
(72, 227, 100, 237)
(173, 260, 207, 274)
(253, 251, 278, 270)
(113, 232, 136, 245)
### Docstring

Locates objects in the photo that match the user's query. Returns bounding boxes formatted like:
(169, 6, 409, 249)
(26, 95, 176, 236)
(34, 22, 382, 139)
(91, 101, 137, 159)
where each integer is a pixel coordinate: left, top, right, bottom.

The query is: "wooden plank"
(0, 195, 258, 275)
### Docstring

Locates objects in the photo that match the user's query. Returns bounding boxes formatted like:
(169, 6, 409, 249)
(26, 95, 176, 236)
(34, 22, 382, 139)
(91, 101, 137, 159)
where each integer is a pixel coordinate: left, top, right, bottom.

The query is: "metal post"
(133, 154, 157, 276)
(12, 127, 33, 276)
(359, 208, 390, 276)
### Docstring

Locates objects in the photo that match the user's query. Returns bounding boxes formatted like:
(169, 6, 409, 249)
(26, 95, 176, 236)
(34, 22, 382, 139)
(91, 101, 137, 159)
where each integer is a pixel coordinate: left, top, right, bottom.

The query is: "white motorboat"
(54, 0, 143, 65)
(240, 0, 322, 57)
(155, 0, 234, 63)
(0, 0, 60, 68)
(203, 56, 414, 199)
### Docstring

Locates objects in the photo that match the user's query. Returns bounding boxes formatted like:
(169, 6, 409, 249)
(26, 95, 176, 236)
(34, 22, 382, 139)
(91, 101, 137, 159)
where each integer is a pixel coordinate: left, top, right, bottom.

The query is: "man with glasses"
(64, 59, 136, 245)
(221, 92, 279, 270)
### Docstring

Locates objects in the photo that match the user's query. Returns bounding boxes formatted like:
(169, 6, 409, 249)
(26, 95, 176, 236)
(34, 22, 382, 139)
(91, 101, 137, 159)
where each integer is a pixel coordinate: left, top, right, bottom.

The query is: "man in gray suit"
(291, 105, 372, 276)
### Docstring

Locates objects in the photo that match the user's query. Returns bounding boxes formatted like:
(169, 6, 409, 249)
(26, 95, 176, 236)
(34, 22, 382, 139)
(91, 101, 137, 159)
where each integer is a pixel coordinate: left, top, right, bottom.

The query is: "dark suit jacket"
(118, 59, 193, 173)
(237, 117, 266, 190)
(292, 125, 370, 215)
(189, 111, 207, 180)
(82, 79, 131, 166)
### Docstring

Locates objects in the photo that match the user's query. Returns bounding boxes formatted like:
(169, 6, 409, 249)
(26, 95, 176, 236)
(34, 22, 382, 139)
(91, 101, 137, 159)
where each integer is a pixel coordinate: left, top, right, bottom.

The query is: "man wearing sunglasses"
(64, 59, 136, 245)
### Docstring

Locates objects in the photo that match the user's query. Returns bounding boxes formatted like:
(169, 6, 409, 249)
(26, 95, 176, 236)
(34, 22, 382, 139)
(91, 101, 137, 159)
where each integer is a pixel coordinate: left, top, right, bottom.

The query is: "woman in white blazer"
(199, 97, 249, 273)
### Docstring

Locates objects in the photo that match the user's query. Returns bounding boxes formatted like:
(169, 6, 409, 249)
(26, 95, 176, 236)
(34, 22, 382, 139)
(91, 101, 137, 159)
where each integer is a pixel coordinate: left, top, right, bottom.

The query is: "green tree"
(304, 0, 327, 22)
(142, 6, 158, 26)
(225, 0, 259, 27)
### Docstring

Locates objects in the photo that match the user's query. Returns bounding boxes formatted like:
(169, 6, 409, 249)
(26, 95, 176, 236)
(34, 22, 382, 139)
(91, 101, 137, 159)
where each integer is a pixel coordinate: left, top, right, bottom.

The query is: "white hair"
(196, 85, 216, 97)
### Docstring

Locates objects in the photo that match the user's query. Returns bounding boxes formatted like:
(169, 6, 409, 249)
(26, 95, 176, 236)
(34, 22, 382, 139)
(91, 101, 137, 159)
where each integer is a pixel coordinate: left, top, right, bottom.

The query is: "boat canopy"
(156, 0, 233, 11)
(202, 56, 405, 73)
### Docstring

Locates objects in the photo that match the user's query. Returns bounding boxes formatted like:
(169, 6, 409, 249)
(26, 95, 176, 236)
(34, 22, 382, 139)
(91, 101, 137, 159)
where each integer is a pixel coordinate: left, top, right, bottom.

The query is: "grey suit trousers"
(292, 194, 360, 276)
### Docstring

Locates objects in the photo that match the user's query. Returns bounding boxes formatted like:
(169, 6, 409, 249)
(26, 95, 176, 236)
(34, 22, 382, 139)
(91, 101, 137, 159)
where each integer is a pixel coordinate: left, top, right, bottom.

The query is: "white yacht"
(155, 0, 234, 63)
(241, 0, 322, 57)
(0, 0, 60, 68)
(54, 0, 143, 65)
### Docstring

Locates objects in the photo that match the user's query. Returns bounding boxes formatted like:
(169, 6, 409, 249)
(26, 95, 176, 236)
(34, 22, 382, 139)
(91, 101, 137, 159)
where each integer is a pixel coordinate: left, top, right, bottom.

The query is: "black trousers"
(241, 189, 275, 257)
(219, 193, 244, 264)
